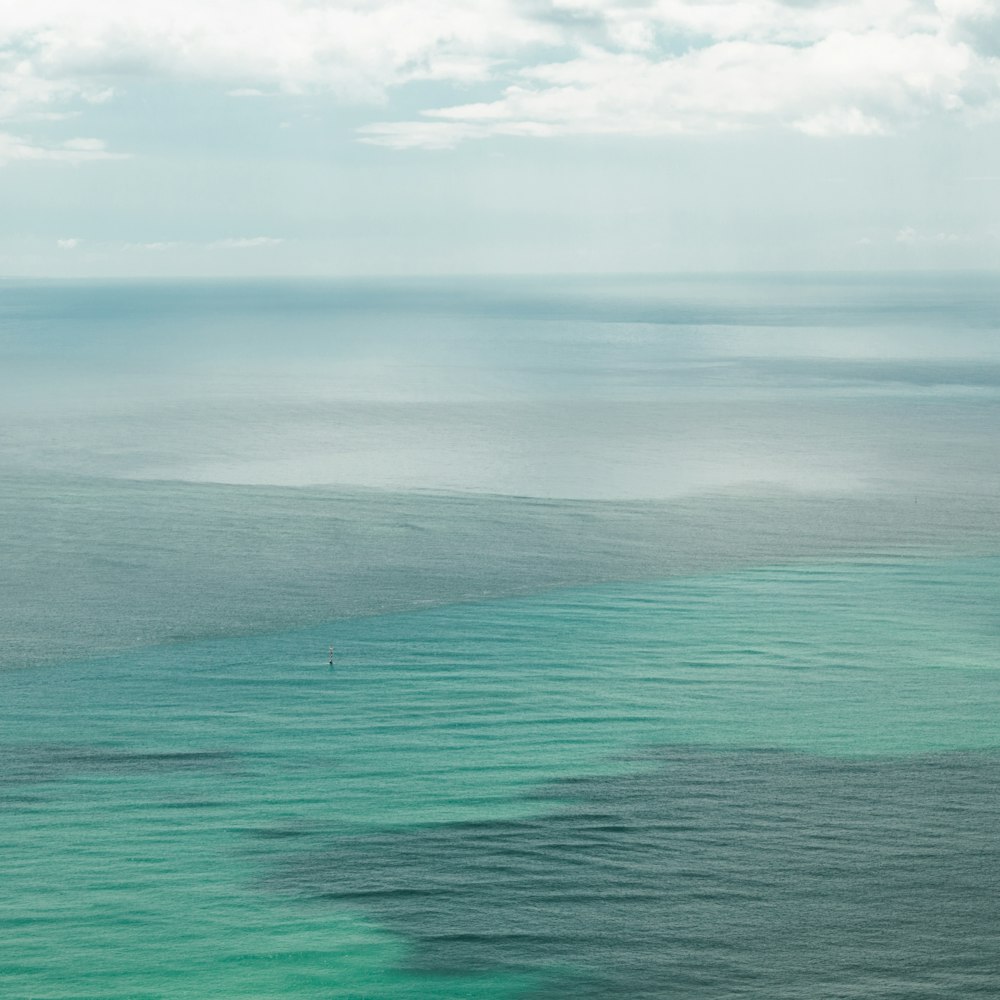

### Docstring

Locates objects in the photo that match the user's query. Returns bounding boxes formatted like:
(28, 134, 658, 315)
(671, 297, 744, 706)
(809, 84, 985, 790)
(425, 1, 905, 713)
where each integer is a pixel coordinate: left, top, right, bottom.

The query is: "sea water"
(1, 274, 999, 998)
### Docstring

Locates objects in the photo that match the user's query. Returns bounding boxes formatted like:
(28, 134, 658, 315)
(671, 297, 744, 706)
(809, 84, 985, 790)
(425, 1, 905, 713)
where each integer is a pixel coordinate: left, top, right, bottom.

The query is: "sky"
(2, 0, 1000, 276)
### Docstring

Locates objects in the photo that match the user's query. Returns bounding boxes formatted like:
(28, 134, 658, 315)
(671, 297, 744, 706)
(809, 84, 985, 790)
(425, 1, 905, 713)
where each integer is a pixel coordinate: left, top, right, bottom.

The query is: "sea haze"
(1, 274, 999, 998)
(3, 274, 1000, 499)
(2, 273, 999, 666)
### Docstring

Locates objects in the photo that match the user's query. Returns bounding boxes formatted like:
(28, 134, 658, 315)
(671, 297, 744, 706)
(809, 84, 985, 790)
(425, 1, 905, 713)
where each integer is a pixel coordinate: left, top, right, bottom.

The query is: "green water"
(3, 557, 999, 997)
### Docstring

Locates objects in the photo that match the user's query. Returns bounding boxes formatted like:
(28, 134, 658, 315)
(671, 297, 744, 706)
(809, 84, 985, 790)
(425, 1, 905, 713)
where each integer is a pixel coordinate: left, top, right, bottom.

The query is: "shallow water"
(2, 275, 999, 997)
(3, 558, 1000, 997)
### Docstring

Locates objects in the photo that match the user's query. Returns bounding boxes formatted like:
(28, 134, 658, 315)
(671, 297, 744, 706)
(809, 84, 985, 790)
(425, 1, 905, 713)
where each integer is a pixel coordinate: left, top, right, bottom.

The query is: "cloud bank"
(1, 0, 999, 151)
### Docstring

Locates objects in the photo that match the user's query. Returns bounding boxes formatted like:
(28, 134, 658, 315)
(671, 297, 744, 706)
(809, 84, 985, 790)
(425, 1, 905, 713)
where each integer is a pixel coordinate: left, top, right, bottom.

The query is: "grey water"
(1, 273, 999, 997)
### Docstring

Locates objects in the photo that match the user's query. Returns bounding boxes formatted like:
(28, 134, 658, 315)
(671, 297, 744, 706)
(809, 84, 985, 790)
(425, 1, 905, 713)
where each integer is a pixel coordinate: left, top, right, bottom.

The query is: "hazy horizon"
(4, 1, 1000, 277)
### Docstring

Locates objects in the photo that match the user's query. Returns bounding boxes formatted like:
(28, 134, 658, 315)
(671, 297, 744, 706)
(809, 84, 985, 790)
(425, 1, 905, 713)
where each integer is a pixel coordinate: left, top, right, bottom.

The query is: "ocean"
(2, 274, 999, 997)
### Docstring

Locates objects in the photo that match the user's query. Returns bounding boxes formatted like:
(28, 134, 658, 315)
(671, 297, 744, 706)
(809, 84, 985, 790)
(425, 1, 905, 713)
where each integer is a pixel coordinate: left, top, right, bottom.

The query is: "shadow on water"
(267, 747, 1000, 999)
(0, 744, 237, 791)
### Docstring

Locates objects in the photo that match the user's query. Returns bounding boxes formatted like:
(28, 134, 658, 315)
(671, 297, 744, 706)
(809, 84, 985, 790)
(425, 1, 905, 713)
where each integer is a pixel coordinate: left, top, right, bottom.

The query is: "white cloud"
(1, 0, 999, 149)
(207, 236, 285, 249)
(557, 0, 943, 47)
(79, 237, 282, 251)
(0, 132, 125, 165)
(795, 108, 888, 138)
(123, 241, 179, 251)
(0, 0, 557, 116)
(48, 237, 284, 252)
(366, 25, 980, 146)
(895, 226, 964, 244)
(61, 137, 110, 151)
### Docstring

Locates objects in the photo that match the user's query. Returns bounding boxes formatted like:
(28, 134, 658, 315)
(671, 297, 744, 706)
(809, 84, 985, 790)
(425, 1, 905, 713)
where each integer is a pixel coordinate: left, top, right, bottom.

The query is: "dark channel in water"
(269, 747, 1000, 999)
(4, 474, 998, 670)
(0, 744, 241, 807)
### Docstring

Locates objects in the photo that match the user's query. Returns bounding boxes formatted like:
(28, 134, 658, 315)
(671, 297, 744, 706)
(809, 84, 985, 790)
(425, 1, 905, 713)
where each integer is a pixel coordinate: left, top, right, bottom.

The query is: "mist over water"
(2, 274, 999, 666)
(3, 274, 1000, 499)
(2, 275, 999, 997)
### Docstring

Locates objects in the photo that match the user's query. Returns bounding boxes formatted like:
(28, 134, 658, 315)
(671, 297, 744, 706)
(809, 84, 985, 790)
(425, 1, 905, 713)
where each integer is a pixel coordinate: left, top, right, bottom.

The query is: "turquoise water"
(3, 558, 1000, 997)
(2, 275, 1000, 997)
